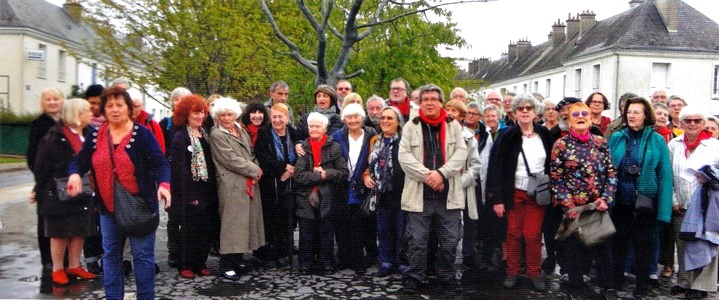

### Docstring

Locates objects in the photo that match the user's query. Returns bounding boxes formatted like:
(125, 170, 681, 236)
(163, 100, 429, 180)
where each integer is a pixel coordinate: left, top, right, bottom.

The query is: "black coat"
(27, 113, 56, 171)
(33, 123, 95, 216)
(256, 124, 300, 206)
(168, 129, 218, 217)
(293, 135, 349, 220)
(486, 123, 553, 210)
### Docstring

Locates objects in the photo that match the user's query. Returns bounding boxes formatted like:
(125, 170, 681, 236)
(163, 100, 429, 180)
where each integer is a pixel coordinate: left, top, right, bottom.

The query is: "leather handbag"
(360, 190, 378, 216)
(520, 149, 551, 205)
(634, 193, 655, 213)
(54, 174, 94, 203)
(555, 201, 616, 247)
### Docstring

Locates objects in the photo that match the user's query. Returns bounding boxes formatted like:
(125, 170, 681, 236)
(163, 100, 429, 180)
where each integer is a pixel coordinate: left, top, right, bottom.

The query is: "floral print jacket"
(550, 133, 617, 211)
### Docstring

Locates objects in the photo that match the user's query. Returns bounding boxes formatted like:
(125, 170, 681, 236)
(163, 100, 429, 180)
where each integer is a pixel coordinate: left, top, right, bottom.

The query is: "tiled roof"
(0, 0, 98, 45)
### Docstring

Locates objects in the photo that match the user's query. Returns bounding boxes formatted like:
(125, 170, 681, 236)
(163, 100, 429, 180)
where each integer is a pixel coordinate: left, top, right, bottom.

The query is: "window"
(58, 50, 67, 82)
(592, 64, 601, 90)
(533, 81, 539, 93)
(37, 44, 47, 78)
(545, 78, 551, 98)
(522, 84, 528, 93)
(574, 68, 582, 98)
(713, 65, 719, 98)
(651, 62, 671, 90)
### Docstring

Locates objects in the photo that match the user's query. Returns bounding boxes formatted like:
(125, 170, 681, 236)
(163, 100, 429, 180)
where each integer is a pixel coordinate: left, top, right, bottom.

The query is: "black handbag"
(54, 175, 94, 203)
(634, 193, 655, 213)
(108, 133, 159, 237)
(360, 190, 378, 216)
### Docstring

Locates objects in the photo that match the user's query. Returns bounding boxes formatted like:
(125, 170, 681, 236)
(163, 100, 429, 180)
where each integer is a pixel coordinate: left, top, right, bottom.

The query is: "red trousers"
(504, 189, 545, 278)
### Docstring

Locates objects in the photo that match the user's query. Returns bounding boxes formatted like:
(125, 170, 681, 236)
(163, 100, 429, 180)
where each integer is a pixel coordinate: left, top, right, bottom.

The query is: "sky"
(438, 0, 719, 69)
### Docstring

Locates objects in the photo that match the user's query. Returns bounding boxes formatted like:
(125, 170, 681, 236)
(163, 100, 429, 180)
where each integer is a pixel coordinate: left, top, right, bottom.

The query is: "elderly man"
(265, 81, 293, 124)
(651, 89, 668, 104)
(363, 95, 386, 131)
(336, 80, 353, 103)
(604, 92, 638, 140)
(502, 92, 517, 126)
(111, 77, 131, 89)
(129, 90, 165, 154)
(399, 84, 467, 292)
(450, 87, 469, 103)
(668, 95, 687, 134)
(388, 78, 415, 120)
(410, 89, 421, 106)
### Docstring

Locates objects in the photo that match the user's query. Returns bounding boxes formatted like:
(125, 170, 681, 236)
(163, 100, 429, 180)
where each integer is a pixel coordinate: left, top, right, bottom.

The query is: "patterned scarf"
(368, 134, 399, 193)
(271, 128, 296, 164)
(187, 125, 209, 182)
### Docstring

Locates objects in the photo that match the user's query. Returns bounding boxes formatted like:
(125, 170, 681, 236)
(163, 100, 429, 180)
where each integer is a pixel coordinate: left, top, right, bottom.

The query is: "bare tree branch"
(357, 0, 389, 40)
(260, 0, 318, 74)
(341, 69, 365, 79)
(357, 0, 493, 30)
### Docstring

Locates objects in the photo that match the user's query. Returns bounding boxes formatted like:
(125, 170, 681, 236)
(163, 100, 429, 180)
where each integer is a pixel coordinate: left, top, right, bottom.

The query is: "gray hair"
(450, 87, 468, 99)
(482, 104, 504, 119)
(652, 102, 669, 113)
(270, 80, 289, 93)
(307, 112, 329, 130)
(466, 101, 481, 111)
(678, 105, 706, 123)
(532, 92, 545, 103)
(391, 78, 411, 91)
(170, 87, 191, 107)
(382, 106, 405, 131)
(341, 103, 366, 121)
(542, 100, 557, 122)
(61, 98, 90, 127)
(418, 84, 445, 103)
(111, 77, 131, 89)
(484, 89, 502, 100)
(668, 95, 687, 106)
(366, 95, 386, 109)
(511, 94, 540, 113)
(211, 97, 242, 119)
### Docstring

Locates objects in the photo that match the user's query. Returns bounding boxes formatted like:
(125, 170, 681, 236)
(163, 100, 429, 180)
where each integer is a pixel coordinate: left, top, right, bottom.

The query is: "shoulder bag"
(555, 201, 616, 247)
(54, 174, 94, 203)
(520, 148, 550, 205)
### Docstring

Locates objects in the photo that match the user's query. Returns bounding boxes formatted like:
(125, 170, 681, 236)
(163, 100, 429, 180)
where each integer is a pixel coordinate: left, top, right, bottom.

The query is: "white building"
(471, 0, 719, 117)
(0, 0, 170, 120)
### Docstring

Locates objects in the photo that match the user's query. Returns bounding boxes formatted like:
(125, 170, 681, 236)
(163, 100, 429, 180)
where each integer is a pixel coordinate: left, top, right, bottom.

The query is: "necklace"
(522, 131, 535, 138)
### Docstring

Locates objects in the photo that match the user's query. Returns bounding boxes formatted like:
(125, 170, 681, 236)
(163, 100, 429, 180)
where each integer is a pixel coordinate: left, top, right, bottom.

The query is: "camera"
(625, 165, 641, 176)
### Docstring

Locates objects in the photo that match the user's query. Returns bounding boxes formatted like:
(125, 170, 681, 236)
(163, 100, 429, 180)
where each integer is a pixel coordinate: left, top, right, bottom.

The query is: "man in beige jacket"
(398, 84, 467, 293)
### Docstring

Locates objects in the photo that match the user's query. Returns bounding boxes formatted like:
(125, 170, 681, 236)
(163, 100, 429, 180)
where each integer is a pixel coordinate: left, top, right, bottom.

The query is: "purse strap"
(556, 201, 599, 241)
(107, 128, 118, 179)
(519, 148, 535, 178)
(629, 136, 650, 193)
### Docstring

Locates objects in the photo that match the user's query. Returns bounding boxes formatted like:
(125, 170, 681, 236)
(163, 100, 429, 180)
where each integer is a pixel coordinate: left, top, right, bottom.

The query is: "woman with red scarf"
(294, 112, 349, 275)
(653, 103, 675, 143)
(34, 98, 97, 285)
(240, 102, 269, 146)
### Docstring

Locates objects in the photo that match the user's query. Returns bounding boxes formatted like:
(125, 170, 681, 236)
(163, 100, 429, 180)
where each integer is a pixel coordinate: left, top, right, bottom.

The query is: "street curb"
(0, 166, 28, 174)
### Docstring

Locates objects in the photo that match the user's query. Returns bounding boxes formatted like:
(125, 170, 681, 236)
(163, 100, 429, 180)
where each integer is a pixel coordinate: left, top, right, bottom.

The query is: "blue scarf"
(271, 128, 296, 164)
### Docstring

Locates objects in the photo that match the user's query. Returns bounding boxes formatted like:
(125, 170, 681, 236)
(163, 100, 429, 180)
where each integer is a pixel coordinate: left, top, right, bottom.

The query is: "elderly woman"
(653, 103, 675, 143)
(28, 87, 65, 270)
(168, 94, 218, 279)
(294, 112, 349, 275)
(255, 103, 300, 267)
(67, 86, 170, 299)
(209, 97, 265, 280)
(550, 102, 617, 298)
(482, 104, 505, 141)
(705, 116, 719, 139)
(667, 106, 719, 299)
(159, 87, 192, 154)
(341, 92, 363, 110)
(487, 94, 553, 291)
(542, 100, 559, 130)
(668, 95, 687, 135)
(608, 97, 672, 297)
(34, 98, 96, 285)
(585, 92, 611, 134)
(363, 107, 406, 277)
(240, 102, 269, 146)
(444, 100, 482, 269)
(297, 85, 343, 140)
(330, 103, 377, 273)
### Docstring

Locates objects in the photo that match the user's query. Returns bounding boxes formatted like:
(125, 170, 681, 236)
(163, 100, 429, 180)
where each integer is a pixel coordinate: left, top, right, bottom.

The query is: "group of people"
(26, 76, 719, 300)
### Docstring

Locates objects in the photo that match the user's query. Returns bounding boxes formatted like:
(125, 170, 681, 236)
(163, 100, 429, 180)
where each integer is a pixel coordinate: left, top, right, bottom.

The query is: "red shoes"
(66, 267, 97, 280)
(199, 268, 211, 276)
(51, 270, 69, 285)
(179, 269, 195, 279)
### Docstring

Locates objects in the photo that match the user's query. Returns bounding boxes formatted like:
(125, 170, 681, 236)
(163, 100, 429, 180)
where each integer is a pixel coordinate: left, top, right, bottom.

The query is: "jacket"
(293, 135, 349, 220)
(134, 110, 165, 154)
(256, 123, 300, 208)
(608, 127, 673, 223)
(681, 178, 719, 271)
(461, 126, 482, 219)
(330, 125, 377, 205)
(27, 113, 57, 171)
(486, 124, 553, 209)
(33, 123, 95, 216)
(398, 116, 467, 212)
(363, 134, 405, 209)
(168, 129, 218, 217)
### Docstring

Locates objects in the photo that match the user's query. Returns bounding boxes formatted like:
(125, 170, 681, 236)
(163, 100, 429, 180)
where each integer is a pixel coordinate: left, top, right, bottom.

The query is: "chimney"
(517, 39, 531, 57)
(629, 0, 644, 9)
(478, 57, 490, 72)
(552, 19, 566, 45)
(63, 0, 82, 22)
(655, 0, 679, 33)
(579, 10, 596, 37)
(500, 52, 508, 60)
(507, 41, 518, 61)
(566, 13, 580, 38)
(468, 59, 478, 75)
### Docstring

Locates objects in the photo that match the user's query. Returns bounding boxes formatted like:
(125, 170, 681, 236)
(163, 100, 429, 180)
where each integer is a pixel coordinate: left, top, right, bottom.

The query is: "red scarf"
(246, 123, 261, 146)
(390, 97, 411, 118)
(684, 130, 713, 158)
(62, 125, 84, 154)
(309, 135, 327, 194)
(654, 126, 673, 143)
(418, 108, 447, 162)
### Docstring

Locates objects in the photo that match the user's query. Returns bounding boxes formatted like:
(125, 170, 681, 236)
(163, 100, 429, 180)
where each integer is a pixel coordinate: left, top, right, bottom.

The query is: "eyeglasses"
(337, 87, 351, 91)
(486, 98, 502, 102)
(571, 111, 590, 118)
(515, 106, 533, 112)
(390, 87, 406, 92)
(466, 112, 480, 116)
(683, 118, 704, 124)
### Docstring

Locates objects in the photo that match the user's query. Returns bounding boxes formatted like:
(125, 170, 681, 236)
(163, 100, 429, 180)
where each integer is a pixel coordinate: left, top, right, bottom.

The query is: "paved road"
(0, 170, 714, 299)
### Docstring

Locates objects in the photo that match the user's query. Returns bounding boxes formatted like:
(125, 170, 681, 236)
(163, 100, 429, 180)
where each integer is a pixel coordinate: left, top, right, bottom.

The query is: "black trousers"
(541, 204, 565, 273)
(612, 203, 655, 291)
(37, 216, 51, 267)
(178, 209, 217, 271)
(83, 211, 103, 260)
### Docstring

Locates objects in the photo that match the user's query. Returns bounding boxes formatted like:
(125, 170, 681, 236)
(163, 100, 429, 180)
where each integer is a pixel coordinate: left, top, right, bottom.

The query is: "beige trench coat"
(210, 123, 265, 254)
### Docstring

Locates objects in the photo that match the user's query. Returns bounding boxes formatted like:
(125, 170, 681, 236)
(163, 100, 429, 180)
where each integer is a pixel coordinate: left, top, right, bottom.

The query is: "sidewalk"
(0, 162, 27, 173)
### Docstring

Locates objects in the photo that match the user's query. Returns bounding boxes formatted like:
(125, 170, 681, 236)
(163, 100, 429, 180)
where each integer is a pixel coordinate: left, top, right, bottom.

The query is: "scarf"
(271, 128, 296, 164)
(684, 130, 713, 158)
(309, 135, 327, 194)
(569, 129, 590, 143)
(93, 124, 138, 212)
(187, 125, 209, 182)
(654, 126, 674, 143)
(246, 123, 261, 146)
(419, 108, 447, 162)
(368, 134, 399, 193)
(90, 115, 106, 129)
(314, 105, 340, 122)
(390, 97, 411, 118)
(62, 124, 84, 154)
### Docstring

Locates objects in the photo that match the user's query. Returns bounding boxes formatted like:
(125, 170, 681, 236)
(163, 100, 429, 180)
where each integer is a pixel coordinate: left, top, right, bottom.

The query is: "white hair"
(307, 112, 329, 130)
(60, 98, 90, 127)
(211, 97, 242, 119)
(366, 95, 386, 109)
(341, 103, 366, 121)
(678, 105, 706, 122)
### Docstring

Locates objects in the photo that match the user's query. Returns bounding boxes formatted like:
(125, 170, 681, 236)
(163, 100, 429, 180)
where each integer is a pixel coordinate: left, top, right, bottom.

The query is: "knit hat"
(314, 85, 338, 109)
(85, 84, 105, 98)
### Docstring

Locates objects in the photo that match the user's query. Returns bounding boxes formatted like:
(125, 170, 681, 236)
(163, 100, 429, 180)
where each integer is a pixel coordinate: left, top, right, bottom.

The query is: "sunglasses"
(337, 87, 351, 91)
(683, 118, 704, 124)
(515, 106, 533, 112)
(571, 111, 590, 118)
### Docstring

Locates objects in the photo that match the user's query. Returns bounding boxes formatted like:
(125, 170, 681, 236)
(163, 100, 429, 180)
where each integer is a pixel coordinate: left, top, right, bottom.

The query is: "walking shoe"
(661, 266, 673, 278)
(51, 270, 69, 285)
(86, 261, 102, 274)
(199, 268, 211, 276)
(531, 276, 546, 291)
(65, 267, 96, 280)
(375, 267, 392, 278)
(503, 275, 518, 288)
(222, 270, 241, 281)
(686, 289, 708, 300)
(179, 269, 195, 279)
(670, 285, 687, 295)
(402, 278, 420, 293)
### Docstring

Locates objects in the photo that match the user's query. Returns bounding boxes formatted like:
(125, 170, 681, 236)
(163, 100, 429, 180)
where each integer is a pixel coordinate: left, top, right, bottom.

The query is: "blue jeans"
(100, 214, 156, 300)
(376, 206, 406, 269)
